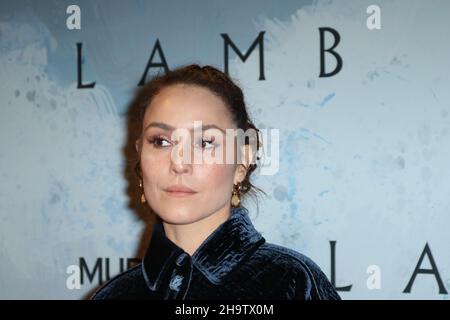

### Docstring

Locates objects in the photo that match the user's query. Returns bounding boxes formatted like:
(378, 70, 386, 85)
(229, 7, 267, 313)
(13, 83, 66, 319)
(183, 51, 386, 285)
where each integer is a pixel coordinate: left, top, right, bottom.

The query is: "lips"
(164, 185, 197, 197)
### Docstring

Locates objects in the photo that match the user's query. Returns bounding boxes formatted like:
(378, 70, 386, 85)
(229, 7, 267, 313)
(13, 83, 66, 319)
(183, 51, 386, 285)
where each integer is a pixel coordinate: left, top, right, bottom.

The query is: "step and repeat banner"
(1, 0, 449, 299)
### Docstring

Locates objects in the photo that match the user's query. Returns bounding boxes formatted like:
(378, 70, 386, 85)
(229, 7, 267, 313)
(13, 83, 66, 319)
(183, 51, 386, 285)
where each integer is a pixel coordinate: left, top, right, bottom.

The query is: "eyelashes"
(147, 135, 217, 149)
(147, 135, 171, 148)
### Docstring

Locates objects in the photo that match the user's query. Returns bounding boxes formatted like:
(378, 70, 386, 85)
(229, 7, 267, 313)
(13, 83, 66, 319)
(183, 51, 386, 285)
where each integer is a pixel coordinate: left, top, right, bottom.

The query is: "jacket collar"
(142, 206, 266, 291)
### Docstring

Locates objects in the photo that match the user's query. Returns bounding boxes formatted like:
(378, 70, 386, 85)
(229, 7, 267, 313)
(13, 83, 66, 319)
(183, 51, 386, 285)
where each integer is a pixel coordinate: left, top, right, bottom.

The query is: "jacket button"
(175, 253, 188, 266)
(169, 274, 184, 291)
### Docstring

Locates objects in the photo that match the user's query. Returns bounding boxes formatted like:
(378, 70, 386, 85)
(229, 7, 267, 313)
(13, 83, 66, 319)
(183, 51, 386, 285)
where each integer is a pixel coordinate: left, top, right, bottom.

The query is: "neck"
(162, 205, 232, 256)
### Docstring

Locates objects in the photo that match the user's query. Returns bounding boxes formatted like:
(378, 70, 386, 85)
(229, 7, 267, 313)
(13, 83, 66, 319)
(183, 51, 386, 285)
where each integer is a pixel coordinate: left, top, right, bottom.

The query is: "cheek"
(196, 164, 235, 192)
(140, 149, 167, 183)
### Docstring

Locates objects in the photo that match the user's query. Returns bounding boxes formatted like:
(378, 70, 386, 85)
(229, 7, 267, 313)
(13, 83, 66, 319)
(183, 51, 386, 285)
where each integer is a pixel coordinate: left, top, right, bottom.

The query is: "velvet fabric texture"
(92, 206, 341, 300)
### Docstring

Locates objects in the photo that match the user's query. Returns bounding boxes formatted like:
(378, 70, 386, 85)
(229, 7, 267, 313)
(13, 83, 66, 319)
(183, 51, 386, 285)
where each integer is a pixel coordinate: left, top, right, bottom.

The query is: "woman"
(92, 64, 340, 300)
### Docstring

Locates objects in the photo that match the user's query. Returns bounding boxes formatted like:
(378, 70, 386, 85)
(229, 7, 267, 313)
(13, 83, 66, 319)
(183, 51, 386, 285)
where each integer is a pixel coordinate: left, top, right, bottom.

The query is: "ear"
(135, 138, 141, 154)
(233, 144, 255, 184)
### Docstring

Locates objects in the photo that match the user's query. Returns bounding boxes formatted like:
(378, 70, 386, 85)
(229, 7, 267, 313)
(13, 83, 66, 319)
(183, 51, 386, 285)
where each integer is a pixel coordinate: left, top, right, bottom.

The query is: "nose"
(170, 138, 192, 174)
(170, 160, 190, 174)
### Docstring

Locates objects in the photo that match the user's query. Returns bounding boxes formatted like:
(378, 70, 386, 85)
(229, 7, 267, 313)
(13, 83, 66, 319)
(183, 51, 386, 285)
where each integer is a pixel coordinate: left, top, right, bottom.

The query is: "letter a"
(66, 5, 81, 30)
(66, 265, 81, 290)
(366, 5, 381, 30)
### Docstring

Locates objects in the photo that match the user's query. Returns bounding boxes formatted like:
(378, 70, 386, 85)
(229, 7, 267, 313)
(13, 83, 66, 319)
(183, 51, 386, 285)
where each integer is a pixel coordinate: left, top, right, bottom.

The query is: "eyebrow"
(144, 122, 227, 134)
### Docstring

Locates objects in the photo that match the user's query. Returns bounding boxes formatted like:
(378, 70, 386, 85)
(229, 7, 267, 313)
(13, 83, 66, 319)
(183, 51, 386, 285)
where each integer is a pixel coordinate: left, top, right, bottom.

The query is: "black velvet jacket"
(92, 206, 340, 300)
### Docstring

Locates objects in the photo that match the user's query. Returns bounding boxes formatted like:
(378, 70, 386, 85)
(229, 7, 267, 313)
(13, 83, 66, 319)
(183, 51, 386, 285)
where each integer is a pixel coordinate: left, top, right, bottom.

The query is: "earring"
(231, 182, 242, 207)
(139, 179, 146, 204)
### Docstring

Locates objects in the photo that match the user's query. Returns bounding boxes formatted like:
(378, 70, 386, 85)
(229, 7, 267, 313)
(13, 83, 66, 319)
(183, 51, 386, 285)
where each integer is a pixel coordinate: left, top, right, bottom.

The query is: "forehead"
(143, 84, 235, 130)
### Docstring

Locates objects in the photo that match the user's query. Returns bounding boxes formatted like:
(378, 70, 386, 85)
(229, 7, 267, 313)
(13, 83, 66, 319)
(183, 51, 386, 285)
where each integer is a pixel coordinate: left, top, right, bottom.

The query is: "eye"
(147, 135, 172, 148)
(195, 138, 216, 150)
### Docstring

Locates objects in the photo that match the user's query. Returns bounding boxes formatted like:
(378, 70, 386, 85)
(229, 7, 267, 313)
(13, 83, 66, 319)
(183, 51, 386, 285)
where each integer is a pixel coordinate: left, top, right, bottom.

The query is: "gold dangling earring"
(139, 179, 146, 204)
(231, 182, 241, 207)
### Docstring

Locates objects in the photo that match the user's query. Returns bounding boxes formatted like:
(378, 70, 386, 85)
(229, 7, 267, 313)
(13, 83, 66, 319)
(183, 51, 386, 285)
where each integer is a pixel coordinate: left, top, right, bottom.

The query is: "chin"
(157, 206, 200, 225)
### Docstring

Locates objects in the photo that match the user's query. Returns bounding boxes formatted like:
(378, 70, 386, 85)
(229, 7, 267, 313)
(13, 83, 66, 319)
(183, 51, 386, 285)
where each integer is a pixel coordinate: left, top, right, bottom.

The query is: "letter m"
(79, 257, 103, 286)
(221, 31, 265, 80)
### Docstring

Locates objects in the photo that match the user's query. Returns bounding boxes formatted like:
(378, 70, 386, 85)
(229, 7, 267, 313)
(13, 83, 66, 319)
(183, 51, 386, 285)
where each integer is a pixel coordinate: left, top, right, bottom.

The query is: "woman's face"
(136, 84, 246, 225)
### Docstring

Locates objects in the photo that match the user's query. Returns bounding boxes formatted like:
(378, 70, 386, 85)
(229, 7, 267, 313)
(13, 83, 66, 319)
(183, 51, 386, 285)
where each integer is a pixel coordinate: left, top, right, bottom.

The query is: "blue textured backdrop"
(1, 0, 449, 299)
